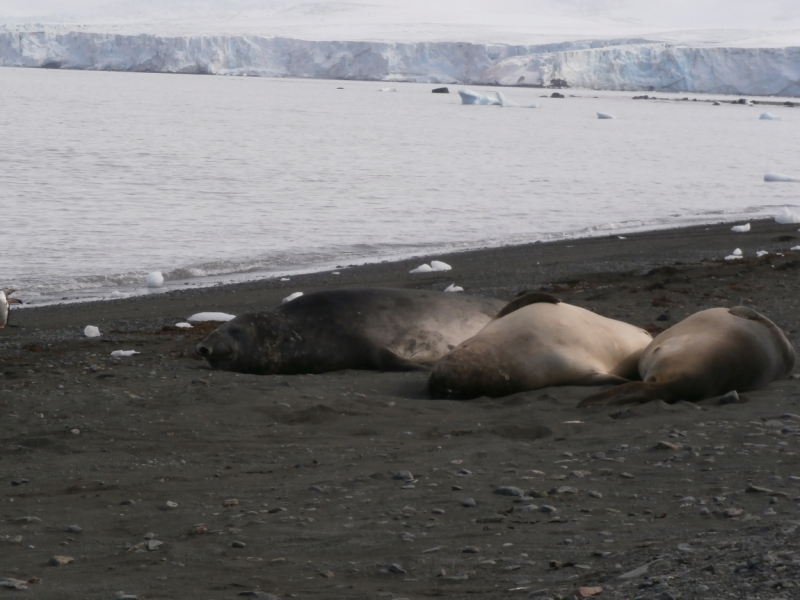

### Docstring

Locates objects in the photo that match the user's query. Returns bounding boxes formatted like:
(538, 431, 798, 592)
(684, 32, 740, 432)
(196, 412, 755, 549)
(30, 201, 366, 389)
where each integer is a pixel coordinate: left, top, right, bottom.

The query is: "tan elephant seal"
(428, 293, 653, 399)
(196, 288, 506, 375)
(578, 306, 796, 407)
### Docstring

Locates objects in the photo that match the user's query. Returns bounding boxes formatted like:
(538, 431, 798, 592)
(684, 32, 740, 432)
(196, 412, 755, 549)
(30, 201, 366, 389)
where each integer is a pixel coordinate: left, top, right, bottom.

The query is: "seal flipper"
(578, 382, 676, 407)
(494, 292, 562, 320)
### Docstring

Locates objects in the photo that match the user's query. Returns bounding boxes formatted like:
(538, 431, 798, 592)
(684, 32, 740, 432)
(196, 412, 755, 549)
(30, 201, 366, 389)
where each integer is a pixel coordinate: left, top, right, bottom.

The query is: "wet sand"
(3, 219, 800, 600)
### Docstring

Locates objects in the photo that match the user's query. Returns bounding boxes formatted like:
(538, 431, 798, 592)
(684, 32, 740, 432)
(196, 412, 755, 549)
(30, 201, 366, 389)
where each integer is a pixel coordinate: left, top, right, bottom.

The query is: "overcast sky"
(2, 1, 799, 42)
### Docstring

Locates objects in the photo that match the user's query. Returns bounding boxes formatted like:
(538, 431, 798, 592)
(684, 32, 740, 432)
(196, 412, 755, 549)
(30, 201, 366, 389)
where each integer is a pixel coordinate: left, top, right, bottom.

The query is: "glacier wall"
(0, 31, 643, 83)
(484, 44, 800, 97)
(0, 31, 798, 97)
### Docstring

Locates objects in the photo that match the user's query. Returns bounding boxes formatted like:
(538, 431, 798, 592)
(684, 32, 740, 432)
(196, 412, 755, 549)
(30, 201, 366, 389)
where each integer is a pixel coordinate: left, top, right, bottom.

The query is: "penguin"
(0, 289, 22, 328)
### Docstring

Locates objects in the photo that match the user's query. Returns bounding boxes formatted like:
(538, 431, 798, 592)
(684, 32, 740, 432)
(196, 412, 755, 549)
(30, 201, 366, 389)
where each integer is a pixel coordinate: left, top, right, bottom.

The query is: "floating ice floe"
(174, 322, 193, 328)
(110, 350, 139, 358)
(731, 223, 750, 232)
(724, 248, 743, 260)
(775, 207, 800, 224)
(444, 284, 464, 293)
(84, 325, 101, 337)
(597, 112, 617, 119)
(765, 173, 800, 183)
(282, 292, 303, 303)
(458, 89, 500, 105)
(756, 250, 769, 257)
(187, 312, 236, 323)
(759, 112, 781, 120)
(146, 271, 164, 288)
(378, 87, 397, 92)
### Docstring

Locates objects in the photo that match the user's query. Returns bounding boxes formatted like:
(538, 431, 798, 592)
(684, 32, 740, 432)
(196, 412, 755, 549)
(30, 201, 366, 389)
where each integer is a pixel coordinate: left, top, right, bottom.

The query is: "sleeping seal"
(578, 306, 795, 406)
(428, 293, 653, 399)
(196, 288, 506, 374)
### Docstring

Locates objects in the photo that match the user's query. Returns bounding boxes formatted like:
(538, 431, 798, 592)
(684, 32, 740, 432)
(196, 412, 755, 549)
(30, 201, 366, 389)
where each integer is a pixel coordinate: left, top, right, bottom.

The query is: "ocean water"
(2, 67, 799, 305)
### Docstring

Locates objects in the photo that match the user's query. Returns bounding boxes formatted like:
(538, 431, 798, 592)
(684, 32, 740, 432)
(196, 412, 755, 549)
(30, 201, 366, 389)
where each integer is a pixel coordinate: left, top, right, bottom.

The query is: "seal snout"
(196, 343, 213, 358)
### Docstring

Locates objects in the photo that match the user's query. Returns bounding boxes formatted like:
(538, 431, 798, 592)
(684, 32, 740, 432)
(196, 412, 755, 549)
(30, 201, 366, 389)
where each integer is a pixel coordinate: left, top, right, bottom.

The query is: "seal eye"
(228, 327, 244, 338)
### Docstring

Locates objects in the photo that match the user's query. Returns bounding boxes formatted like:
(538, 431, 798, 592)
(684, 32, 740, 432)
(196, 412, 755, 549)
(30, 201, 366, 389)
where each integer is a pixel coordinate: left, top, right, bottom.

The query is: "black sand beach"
(3, 220, 800, 600)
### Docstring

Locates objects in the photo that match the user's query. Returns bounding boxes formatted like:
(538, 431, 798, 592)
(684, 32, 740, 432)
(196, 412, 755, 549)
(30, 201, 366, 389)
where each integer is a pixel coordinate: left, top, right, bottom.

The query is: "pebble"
(577, 586, 603, 598)
(422, 546, 443, 554)
(146, 540, 163, 551)
(14, 516, 42, 523)
(588, 490, 603, 498)
(461, 498, 476, 507)
(461, 546, 480, 553)
(655, 440, 681, 450)
(494, 486, 525, 497)
(387, 563, 407, 574)
(539, 505, 557, 513)
(120, 500, 135, 505)
(49, 555, 75, 566)
(718, 390, 740, 404)
(223, 498, 240, 506)
(557, 486, 578, 494)
(164, 501, 178, 509)
(620, 472, 635, 479)
(308, 485, 326, 493)
(232, 541, 246, 548)
(67, 525, 82, 533)
(618, 559, 667, 579)
(319, 570, 335, 578)
(115, 594, 138, 600)
(0, 578, 29, 591)
(431, 508, 445, 514)
(393, 470, 414, 481)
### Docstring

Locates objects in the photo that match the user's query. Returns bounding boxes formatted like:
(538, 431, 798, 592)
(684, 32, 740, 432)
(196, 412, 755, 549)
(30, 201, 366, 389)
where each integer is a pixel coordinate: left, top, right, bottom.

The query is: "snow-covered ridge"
(0, 31, 798, 96)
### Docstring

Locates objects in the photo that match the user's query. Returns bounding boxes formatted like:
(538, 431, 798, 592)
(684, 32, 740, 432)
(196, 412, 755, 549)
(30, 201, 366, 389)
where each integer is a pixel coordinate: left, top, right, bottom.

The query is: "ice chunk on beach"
(280, 277, 290, 281)
(444, 284, 464, 293)
(792, 246, 800, 251)
(110, 350, 140, 358)
(282, 292, 303, 303)
(187, 312, 236, 323)
(731, 223, 751, 232)
(146, 271, 164, 288)
(175, 322, 193, 328)
(775, 207, 800, 224)
(84, 325, 101, 337)
(496, 92, 519, 107)
(756, 250, 769, 257)
(733, 248, 743, 256)
(430, 261, 452, 271)
(765, 173, 800, 183)
(724, 248, 743, 260)
(597, 112, 617, 119)
(410, 264, 433, 273)
(458, 89, 500, 106)
(759, 112, 781, 120)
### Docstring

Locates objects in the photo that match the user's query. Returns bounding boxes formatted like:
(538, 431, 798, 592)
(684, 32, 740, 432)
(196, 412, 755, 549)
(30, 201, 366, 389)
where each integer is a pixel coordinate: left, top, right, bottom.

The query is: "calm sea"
(2, 67, 798, 305)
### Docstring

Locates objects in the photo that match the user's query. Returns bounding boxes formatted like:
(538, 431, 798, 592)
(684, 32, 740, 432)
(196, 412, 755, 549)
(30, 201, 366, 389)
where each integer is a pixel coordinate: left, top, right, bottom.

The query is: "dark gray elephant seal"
(578, 306, 796, 406)
(196, 288, 506, 374)
(428, 293, 653, 399)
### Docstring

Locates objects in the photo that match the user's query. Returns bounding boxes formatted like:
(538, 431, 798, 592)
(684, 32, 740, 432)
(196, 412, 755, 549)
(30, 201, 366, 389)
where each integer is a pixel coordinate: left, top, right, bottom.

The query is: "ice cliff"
(0, 30, 798, 97)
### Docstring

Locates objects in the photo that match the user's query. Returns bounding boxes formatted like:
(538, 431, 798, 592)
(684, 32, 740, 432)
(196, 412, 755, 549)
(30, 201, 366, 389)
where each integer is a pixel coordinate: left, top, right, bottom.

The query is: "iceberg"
(458, 89, 500, 105)
(731, 223, 750, 232)
(765, 173, 800, 183)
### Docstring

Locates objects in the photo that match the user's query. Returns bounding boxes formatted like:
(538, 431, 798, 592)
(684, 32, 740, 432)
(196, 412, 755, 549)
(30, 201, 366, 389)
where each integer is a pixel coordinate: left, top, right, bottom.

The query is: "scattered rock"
(49, 555, 75, 566)
(494, 486, 525, 497)
(461, 498, 476, 507)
